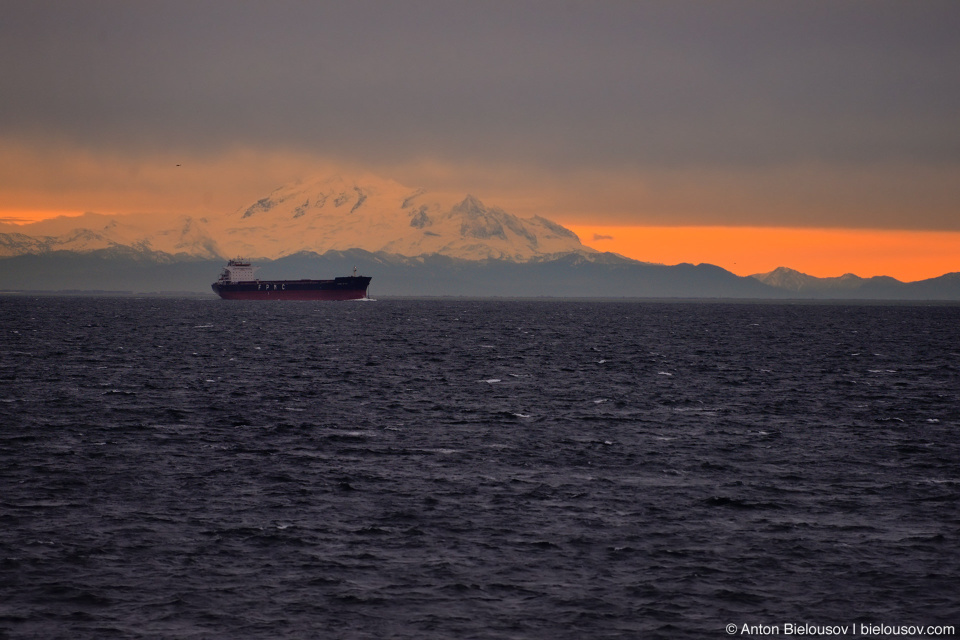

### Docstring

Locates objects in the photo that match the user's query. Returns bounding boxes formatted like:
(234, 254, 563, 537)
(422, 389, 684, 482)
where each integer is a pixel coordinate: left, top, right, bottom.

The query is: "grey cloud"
(1, 1, 958, 228)
(2, 2, 957, 162)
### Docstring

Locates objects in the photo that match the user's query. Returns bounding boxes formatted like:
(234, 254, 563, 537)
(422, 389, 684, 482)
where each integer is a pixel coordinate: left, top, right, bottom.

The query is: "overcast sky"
(2, 0, 958, 229)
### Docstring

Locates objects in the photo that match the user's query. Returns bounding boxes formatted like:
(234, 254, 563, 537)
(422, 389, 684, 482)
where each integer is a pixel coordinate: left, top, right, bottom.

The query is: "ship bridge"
(219, 259, 259, 283)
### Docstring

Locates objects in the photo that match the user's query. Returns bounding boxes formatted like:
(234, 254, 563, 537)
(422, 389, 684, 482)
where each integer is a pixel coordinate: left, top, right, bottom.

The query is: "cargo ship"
(211, 259, 371, 300)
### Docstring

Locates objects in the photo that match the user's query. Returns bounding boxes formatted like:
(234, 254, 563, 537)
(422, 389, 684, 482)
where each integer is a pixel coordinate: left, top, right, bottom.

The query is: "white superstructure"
(217, 259, 260, 283)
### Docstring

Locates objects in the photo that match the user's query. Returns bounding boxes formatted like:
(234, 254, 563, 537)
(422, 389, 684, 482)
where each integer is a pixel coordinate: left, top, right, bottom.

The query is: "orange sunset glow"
(567, 226, 960, 282)
(0, 210, 87, 225)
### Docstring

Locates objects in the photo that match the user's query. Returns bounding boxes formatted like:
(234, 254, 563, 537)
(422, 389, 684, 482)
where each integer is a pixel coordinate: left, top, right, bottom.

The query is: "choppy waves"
(1, 298, 958, 638)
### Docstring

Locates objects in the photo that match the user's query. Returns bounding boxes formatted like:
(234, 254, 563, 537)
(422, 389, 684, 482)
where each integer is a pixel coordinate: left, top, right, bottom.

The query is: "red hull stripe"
(215, 289, 368, 301)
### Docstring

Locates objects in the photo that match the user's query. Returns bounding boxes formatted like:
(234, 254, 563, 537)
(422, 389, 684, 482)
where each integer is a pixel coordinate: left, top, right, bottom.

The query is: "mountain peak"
(454, 194, 484, 210)
(751, 266, 815, 291)
(755, 266, 803, 278)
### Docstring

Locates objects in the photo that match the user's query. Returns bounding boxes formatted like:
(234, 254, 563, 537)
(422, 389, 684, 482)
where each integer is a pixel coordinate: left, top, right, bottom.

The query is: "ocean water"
(1, 296, 958, 639)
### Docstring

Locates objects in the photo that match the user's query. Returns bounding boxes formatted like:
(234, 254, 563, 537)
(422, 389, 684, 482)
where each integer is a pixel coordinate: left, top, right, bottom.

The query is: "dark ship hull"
(212, 276, 371, 300)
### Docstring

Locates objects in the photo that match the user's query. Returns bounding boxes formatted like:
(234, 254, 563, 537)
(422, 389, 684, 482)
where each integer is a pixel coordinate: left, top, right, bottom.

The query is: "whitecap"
(480, 378, 501, 384)
(658, 371, 673, 376)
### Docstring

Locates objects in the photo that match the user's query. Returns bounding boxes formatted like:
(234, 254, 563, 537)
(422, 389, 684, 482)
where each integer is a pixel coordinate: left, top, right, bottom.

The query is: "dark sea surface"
(1, 296, 958, 639)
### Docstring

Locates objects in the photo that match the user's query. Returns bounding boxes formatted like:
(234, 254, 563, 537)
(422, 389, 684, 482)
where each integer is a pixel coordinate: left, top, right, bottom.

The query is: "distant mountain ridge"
(751, 266, 900, 292)
(0, 248, 779, 298)
(1, 248, 958, 299)
(749, 266, 960, 299)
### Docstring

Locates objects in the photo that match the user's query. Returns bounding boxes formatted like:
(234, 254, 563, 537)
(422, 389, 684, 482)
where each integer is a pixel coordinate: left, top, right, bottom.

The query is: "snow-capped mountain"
(750, 266, 903, 292)
(216, 174, 591, 260)
(0, 212, 222, 258)
(748, 265, 960, 299)
(0, 173, 593, 261)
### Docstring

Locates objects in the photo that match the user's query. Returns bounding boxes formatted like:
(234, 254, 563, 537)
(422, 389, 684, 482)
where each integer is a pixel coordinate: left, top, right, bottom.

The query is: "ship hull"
(211, 276, 371, 301)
